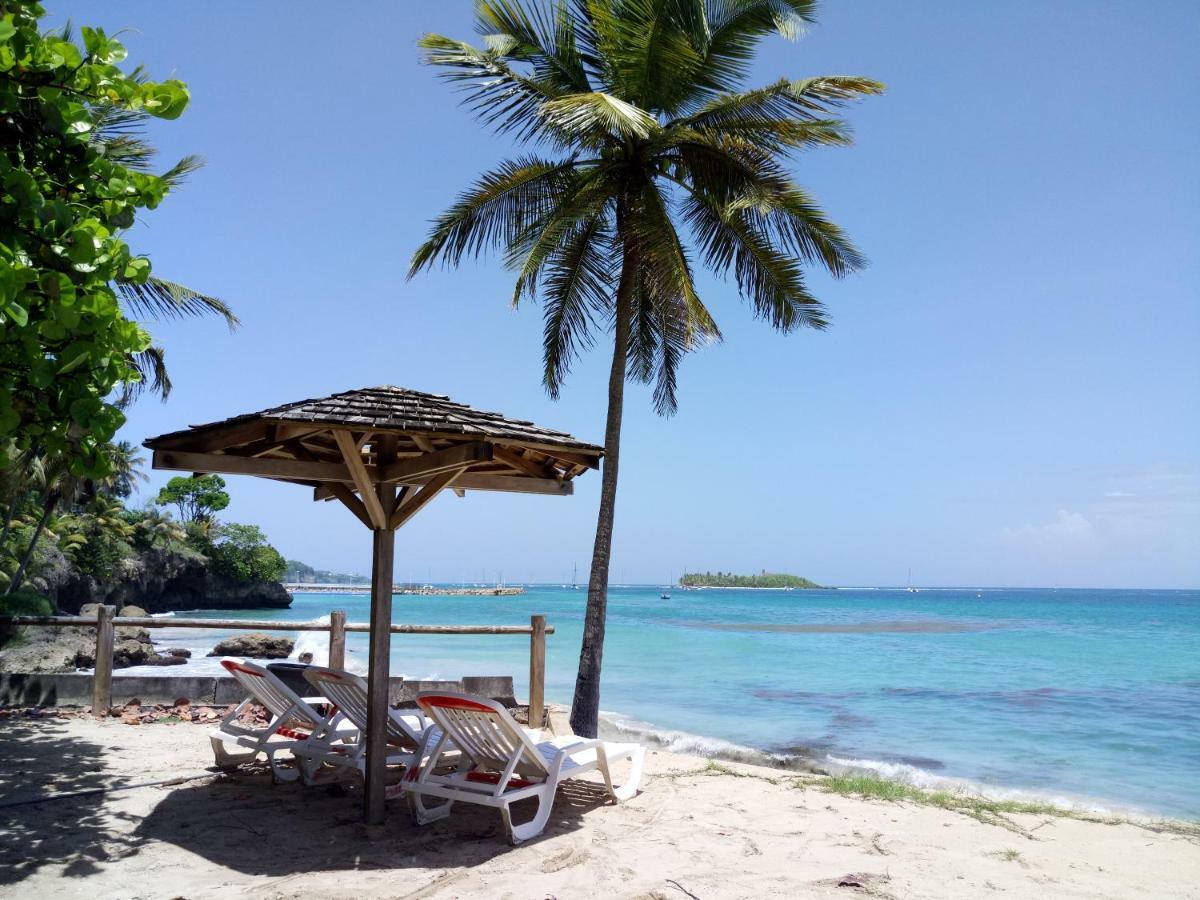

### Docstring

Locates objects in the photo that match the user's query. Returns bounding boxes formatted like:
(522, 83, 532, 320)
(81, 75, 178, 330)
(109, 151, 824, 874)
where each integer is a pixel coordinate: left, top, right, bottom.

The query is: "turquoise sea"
(139, 586, 1200, 820)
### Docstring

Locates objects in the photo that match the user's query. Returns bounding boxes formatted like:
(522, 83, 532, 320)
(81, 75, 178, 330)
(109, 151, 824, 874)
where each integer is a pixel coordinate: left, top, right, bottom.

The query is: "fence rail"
(0, 610, 552, 725)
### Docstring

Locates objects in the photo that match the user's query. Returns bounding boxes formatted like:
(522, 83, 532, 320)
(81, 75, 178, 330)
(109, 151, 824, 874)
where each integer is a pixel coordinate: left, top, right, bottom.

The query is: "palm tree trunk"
(7, 492, 58, 595)
(569, 233, 638, 738)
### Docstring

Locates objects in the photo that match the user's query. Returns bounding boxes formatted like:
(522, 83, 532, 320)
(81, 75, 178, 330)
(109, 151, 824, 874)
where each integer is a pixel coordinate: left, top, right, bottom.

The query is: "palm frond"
(683, 188, 828, 331)
(159, 154, 206, 190)
(539, 91, 659, 145)
(672, 75, 882, 138)
(541, 217, 617, 397)
(123, 345, 172, 405)
(115, 277, 240, 329)
(409, 157, 584, 276)
(419, 33, 570, 143)
(505, 166, 617, 307)
(689, 0, 821, 100)
(475, 0, 593, 93)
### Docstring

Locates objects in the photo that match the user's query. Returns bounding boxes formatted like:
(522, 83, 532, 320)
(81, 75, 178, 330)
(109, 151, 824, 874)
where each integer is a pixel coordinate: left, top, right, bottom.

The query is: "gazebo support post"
(364, 526, 396, 825)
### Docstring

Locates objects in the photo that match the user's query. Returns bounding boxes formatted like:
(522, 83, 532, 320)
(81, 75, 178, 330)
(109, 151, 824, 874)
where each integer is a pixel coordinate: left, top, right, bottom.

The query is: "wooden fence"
(1, 610, 553, 724)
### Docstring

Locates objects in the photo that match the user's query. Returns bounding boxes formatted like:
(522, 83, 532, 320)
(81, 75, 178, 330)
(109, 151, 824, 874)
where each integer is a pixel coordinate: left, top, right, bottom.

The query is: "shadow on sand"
(0, 716, 610, 888)
(0, 716, 145, 886)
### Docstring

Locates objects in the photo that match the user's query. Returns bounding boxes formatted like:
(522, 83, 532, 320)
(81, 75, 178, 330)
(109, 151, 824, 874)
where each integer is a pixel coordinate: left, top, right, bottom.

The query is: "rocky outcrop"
(0, 603, 172, 674)
(31, 547, 290, 615)
(207, 633, 294, 659)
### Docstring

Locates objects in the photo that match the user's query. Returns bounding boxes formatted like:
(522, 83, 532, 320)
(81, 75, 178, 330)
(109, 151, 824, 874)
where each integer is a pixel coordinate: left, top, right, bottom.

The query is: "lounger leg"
(210, 736, 257, 770)
(265, 747, 301, 783)
(503, 785, 556, 845)
(600, 745, 646, 802)
(408, 789, 455, 826)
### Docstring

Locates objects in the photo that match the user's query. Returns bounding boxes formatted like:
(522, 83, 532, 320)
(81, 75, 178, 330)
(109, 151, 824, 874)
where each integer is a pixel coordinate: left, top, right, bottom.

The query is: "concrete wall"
(0, 672, 516, 709)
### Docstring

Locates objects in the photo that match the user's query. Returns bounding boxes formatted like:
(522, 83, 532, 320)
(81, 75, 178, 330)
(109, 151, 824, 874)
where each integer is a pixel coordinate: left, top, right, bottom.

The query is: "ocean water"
(135, 586, 1200, 820)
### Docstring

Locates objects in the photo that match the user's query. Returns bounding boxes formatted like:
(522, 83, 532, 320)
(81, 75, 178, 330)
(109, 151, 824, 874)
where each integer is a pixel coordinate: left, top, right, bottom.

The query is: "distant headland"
(680, 571, 824, 589)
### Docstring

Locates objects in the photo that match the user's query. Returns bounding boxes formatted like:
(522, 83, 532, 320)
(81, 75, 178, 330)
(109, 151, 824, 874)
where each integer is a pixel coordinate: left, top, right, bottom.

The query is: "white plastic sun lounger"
(211, 659, 357, 782)
(294, 666, 436, 793)
(405, 691, 646, 844)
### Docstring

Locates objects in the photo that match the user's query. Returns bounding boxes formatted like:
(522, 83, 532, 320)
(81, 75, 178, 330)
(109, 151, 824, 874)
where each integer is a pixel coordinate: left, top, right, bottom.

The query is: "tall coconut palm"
(410, 0, 881, 736)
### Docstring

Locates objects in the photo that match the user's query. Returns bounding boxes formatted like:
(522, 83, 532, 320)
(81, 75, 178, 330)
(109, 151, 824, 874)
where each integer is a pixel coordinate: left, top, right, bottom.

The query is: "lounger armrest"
(552, 738, 602, 762)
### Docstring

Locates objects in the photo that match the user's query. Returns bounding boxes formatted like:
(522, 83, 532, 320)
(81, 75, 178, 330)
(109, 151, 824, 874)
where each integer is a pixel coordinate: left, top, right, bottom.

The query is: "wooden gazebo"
(144, 385, 602, 822)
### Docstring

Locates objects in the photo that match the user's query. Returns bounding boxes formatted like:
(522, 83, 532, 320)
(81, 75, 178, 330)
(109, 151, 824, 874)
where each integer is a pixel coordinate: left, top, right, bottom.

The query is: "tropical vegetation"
(0, 442, 286, 606)
(410, 0, 880, 735)
(0, 4, 238, 596)
(680, 571, 822, 588)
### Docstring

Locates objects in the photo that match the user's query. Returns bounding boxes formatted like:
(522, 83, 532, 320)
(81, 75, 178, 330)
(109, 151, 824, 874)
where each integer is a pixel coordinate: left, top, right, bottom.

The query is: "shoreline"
(113, 625, 1197, 824)
(1, 715, 1196, 898)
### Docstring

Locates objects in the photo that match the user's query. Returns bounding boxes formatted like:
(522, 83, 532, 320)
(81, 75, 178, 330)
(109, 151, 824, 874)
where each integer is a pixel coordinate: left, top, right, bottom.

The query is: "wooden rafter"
(493, 446, 559, 480)
(333, 431, 386, 529)
(326, 482, 374, 529)
(388, 467, 465, 530)
(379, 441, 492, 484)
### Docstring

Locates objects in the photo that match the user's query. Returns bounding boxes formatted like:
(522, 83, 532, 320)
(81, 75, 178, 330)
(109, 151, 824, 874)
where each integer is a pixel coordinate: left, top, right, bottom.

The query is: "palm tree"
(97, 441, 149, 500)
(136, 508, 187, 550)
(410, 0, 880, 736)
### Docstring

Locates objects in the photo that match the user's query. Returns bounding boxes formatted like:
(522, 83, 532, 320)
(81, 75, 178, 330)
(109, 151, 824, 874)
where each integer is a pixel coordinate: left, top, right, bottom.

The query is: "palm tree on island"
(411, 0, 880, 736)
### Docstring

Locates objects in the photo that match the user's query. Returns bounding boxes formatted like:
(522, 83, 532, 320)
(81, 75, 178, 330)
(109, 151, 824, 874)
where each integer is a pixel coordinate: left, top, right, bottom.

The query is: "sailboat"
(906, 568, 919, 593)
(571, 562, 580, 590)
(661, 572, 672, 600)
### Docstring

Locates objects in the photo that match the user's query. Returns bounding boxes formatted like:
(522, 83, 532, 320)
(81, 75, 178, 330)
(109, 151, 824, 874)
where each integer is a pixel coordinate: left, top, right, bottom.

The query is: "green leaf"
(141, 81, 190, 120)
(3, 300, 28, 327)
(0, 16, 19, 43)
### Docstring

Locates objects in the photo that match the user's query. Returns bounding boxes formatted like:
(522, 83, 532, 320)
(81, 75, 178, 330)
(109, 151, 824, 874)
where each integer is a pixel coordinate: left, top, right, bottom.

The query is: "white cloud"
(1002, 509, 1095, 543)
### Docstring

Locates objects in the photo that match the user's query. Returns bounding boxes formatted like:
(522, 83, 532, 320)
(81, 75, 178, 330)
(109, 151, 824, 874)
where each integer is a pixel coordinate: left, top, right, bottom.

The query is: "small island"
(680, 571, 824, 589)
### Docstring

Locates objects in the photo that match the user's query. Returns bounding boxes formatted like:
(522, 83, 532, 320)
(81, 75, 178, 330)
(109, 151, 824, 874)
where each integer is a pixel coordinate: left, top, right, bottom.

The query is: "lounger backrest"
(416, 691, 549, 778)
(302, 666, 421, 749)
(220, 659, 319, 728)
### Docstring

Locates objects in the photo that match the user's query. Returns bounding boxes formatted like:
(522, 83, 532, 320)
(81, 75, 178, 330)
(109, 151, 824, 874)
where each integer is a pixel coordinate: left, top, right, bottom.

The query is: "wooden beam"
(150, 419, 270, 453)
(493, 445, 558, 480)
(334, 431, 386, 529)
(411, 434, 435, 452)
(379, 441, 492, 485)
(389, 467, 465, 530)
(154, 449, 355, 482)
(524, 446, 602, 469)
(326, 483, 374, 529)
(314, 472, 573, 500)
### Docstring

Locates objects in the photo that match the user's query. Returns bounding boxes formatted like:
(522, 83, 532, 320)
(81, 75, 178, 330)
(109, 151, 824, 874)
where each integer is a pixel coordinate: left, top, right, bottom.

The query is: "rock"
(42, 548, 292, 616)
(118, 605, 147, 618)
(164, 647, 191, 658)
(0, 625, 95, 674)
(207, 633, 294, 659)
(142, 654, 187, 666)
(79, 603, 101, 619)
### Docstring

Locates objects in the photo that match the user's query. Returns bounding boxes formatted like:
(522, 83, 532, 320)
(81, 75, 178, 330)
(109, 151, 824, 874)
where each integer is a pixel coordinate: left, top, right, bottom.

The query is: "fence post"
(93, 604, 115, 717)
(528, 614, 546, 730)
(328, 610, 346, 670)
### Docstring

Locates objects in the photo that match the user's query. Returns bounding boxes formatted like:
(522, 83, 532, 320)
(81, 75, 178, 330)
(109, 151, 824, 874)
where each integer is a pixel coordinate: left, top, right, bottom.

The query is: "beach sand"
(0, 715, 1196, 899)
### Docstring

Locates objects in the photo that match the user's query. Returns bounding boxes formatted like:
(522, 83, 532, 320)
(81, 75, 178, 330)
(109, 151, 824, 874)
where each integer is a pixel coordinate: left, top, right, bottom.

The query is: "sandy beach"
(0, 713, 1196, 900)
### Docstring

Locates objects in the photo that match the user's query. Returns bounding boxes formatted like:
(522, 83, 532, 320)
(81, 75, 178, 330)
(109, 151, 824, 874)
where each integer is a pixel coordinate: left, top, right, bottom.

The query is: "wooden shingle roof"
(146, 386, 602, 454)
(145, 387, 601, 526)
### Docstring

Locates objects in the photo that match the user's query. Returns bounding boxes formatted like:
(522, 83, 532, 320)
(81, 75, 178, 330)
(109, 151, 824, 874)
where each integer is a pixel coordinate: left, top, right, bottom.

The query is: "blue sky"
(51, 2, 1198, 588)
